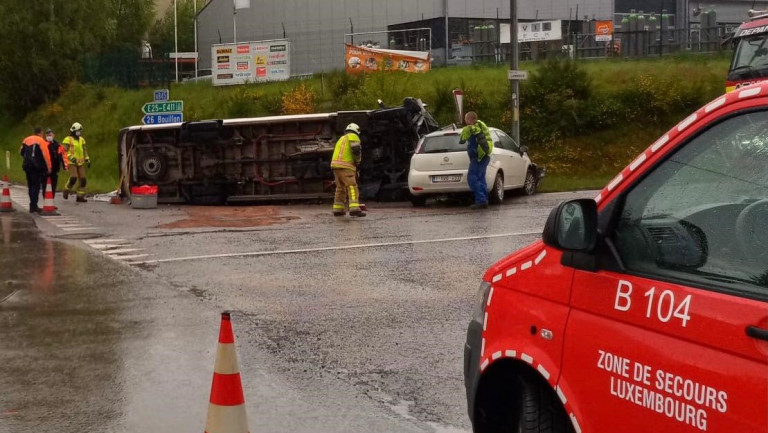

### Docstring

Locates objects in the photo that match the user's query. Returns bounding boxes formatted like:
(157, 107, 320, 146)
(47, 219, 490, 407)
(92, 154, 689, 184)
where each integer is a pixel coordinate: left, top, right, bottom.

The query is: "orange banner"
(345, 44, 430, 74)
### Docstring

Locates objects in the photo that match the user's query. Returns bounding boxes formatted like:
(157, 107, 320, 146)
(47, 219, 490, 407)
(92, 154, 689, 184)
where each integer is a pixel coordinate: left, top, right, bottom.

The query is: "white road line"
(113, 254, 151, 261)
(83, 238, 128, 245)
(90, 244, 131, 250)
(134, 231, 541, 265)
(62, 227, 97, 231)
(104, 248, 144, 255)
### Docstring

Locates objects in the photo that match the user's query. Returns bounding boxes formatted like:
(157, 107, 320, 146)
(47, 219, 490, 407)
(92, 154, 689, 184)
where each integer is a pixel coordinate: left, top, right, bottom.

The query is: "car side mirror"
(519, 145, 529, 154)
(543, 199, 598, 252)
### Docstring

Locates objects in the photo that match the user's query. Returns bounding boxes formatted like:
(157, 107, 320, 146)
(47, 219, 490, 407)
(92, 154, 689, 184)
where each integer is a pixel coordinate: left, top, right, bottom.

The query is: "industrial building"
(196, 0, 767, 76)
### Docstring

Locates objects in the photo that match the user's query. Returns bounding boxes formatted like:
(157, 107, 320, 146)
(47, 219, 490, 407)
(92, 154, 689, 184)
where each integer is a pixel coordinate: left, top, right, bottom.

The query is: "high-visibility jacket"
(330, 132, 361, 171)
(20, 135, 51, 172)
(62, 135, 88, 165)
(460, 120, 494, 161)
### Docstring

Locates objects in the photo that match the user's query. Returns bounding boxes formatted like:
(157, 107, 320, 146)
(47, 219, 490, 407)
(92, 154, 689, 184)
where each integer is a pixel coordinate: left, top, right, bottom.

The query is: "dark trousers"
(40, 173, 58, 198)
(467, 156, 490, 204)
(24, 169, 42, 210)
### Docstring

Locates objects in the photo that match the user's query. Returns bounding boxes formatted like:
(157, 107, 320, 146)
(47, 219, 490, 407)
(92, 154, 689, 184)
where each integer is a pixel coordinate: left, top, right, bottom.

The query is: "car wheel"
(489, 172, 504, 204)
(517, 373, 573, 433)
(410, 195, 427, 207)
(523, 170, 537, 196)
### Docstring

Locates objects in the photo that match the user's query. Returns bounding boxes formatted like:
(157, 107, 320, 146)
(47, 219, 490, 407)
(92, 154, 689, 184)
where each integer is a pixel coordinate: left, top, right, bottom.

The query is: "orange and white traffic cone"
(205, 311, 249, 433)
(41, 176, 59, 216)
(0, 175, 12, 213)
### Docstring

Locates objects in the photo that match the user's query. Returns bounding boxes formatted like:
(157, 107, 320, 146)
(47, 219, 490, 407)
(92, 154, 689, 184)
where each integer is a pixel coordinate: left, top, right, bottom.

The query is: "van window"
(613, 110, 768, 299)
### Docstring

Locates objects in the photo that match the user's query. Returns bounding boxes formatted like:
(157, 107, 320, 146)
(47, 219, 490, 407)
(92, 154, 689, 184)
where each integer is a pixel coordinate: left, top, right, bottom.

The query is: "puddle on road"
(159, 206, 300, 229)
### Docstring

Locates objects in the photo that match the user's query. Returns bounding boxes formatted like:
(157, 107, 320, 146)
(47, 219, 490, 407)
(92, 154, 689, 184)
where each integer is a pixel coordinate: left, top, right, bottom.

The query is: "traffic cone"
(205, 311, 249, 433)
(41, 177, 59, 216)
(0, 175, 12, 213)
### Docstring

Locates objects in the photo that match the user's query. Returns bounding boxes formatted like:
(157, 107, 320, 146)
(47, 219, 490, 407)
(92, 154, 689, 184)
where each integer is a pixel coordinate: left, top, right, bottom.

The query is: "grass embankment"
(0, 55, 729, 194)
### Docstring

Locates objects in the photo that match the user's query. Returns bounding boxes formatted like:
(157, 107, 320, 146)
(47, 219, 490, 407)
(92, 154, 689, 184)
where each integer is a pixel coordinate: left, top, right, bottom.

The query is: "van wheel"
(410, 195, 427, 207)
(522, 170, 537, 196)
(518, 373, 573, 433)
(489, 172, 504, 204)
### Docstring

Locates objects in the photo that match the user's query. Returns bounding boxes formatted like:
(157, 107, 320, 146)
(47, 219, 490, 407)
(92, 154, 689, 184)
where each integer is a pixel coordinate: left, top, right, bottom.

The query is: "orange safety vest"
(22, 135, 51, 172)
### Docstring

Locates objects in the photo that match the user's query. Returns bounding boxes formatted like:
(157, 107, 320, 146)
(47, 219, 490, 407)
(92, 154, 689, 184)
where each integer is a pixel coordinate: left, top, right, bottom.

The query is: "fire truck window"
(613, 111, 768, 299)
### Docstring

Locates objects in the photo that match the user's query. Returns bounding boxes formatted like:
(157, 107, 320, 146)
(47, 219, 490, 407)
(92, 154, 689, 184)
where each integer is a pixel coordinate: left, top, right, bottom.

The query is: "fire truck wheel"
(518, 373, 573, 433)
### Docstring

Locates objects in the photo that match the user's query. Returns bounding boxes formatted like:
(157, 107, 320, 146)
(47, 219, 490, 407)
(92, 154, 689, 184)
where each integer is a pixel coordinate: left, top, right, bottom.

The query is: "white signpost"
(212, 39, 291, 86)
(501, 20, 563, 43)
(507, 70, 529, 80)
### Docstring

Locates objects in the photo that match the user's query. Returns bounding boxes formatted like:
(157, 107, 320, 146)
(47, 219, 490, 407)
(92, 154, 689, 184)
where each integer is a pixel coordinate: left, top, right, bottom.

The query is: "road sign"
(142, 100, 183, 114)
(142, 113, 183, 125)
(154, 89, 170, 102)
(507, 70, 529, 80)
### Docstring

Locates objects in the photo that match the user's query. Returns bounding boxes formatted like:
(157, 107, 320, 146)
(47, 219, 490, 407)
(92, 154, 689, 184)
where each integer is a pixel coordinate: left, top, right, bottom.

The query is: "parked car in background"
(407, 126, 544, 206)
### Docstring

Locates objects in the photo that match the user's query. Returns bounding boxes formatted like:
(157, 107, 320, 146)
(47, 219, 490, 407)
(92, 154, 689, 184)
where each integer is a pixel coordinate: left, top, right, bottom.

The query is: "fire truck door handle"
(746, 326, 768, 341)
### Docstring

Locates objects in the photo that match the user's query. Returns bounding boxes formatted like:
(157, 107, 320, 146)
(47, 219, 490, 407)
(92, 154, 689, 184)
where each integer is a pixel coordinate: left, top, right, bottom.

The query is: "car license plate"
(432, 175, 462, 183)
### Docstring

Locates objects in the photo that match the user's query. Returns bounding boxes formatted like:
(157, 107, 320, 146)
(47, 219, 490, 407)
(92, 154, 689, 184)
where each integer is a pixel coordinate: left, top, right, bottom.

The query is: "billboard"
(345, 44, 430, 74)
(212, 39, 291, 86)
(500, 21, 563, 43)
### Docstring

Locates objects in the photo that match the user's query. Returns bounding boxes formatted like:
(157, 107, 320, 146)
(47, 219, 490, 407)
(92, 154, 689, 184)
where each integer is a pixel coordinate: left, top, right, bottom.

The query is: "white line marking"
(90, 244, 130, 250)
(629, 153, 647, 172)
(537, 364, 551, 380)
(521, 353, 533, 364)
(492, 274, 501, 283)
(486, 287, 494, 307)
(480, 359, 489, 371)
(483, 312, 488, 331)
(112, 254, 151, 261)
(521, 261, 532, 271)
(61, 227, 98, 231)
(491, 351, 502, 360)
(505, 267, 517, 277)
(739, 87, 762, 98)
(480, 338, 485, 357)
(677, 113, 697, 131)
(570, 414, 582, 433)
(704, 96, 726, 113)
(133, 231, 541, 265)
(607, 173, 624, 191)
(83, 238, 128, 245)
(556, 386, 568, 404)
(594, 193, 602, 203)
(651, 135, 669, 153)
(104, 248, 144, 255)
(534, 250, 547, 265)
(504, 350, 516, 358)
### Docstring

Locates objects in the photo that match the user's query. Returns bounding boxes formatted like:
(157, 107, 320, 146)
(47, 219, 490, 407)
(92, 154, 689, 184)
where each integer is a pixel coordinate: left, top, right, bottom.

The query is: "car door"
(496, 130, 527, 187)
(560, 110, 768, 432)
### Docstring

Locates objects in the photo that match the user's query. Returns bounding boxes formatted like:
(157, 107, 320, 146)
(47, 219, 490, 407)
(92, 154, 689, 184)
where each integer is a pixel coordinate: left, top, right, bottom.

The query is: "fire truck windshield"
(731, 35, 768, 70)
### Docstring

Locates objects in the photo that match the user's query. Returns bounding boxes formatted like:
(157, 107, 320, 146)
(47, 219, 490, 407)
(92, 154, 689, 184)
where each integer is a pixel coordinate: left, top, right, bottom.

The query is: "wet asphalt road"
(0, 188, 595, 432)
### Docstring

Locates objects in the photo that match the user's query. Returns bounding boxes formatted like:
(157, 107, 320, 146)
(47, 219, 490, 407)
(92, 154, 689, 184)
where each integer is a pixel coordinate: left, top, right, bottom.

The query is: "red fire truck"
(727, 10, 768, 92)
(465, 83, 768, 432)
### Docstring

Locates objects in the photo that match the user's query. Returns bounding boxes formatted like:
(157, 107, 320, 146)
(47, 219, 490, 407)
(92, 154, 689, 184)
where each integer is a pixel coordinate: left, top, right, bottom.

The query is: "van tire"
(489, 172, 504, 204)
(518, 373, 572, 433)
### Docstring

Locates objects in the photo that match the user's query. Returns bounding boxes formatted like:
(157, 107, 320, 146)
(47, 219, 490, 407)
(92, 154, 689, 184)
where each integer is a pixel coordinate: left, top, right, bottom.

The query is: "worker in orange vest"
(19, 127, 52, 213)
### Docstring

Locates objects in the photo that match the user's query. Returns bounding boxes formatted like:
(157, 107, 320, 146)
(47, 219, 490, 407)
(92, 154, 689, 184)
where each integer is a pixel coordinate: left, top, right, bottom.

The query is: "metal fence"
(571, 26, 729, 59)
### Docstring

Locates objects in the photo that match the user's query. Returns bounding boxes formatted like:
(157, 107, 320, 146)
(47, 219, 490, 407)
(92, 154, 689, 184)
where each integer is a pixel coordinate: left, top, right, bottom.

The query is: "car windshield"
(419, 135, 465, 153)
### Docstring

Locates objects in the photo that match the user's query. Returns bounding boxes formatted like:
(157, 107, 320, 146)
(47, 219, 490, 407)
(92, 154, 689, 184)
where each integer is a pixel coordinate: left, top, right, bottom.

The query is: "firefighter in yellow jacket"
(61, 122, 90, 202)
(330, 123, 365, 217)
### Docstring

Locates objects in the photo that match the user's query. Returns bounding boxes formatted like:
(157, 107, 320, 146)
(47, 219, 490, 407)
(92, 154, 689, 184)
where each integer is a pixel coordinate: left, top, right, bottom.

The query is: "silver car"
(407, 126, 543, 206)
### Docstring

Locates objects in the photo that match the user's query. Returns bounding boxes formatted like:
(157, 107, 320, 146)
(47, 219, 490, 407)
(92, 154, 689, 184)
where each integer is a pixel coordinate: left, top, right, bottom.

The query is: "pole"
(233, 0, 238, 43)
(194, 0, 198, 78)
(510, 0, 520, 145)
(444, 0, 449, 64)
(174, 0, 178, 82)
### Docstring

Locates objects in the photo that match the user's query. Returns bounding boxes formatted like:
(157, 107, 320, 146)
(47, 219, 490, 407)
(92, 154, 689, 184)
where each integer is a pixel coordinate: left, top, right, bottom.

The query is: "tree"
(0, 0, 154, 117)
(148, 0, 207, 57)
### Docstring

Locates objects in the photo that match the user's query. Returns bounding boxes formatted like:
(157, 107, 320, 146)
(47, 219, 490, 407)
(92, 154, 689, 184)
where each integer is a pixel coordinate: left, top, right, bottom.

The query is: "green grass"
(0, 55, 732, 193)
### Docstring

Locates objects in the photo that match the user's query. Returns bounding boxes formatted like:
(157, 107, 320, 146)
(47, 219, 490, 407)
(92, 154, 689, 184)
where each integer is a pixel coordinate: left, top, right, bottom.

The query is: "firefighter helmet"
(345, 123, 361, 135)
(70, 122, 83, 132)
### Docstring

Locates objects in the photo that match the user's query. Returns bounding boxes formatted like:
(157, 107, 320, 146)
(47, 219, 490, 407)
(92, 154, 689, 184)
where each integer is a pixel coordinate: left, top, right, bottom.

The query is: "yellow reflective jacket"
(62, 135, 88, 165)
(330, 132, 361, 171)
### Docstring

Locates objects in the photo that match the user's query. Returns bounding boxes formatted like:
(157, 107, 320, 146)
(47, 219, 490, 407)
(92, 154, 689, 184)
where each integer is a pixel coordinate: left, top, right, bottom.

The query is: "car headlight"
(471, 281, 492, 323)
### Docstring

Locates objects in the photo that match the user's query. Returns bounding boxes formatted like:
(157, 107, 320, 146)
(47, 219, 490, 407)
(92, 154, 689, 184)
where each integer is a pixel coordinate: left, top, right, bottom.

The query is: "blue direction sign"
(142, 100, 183, 114)
(142, 113, 183, 125)
(153, 89, 170, 101)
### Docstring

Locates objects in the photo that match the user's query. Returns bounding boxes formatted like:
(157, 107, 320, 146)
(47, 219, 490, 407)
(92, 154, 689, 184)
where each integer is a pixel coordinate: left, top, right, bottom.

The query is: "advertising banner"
(500, 20, 563, 43)
(212, 39, 291, 86)
(595, 20, 614, 42)
(345, 44, 430, 75)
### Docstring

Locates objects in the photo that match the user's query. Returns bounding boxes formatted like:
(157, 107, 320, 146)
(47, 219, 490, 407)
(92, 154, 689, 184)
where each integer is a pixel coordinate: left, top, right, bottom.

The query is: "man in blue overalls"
(459, 111, 494, 209)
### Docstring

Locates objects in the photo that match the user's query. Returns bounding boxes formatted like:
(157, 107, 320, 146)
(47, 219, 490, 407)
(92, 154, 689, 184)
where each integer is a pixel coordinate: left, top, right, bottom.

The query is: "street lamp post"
(174, 0, 179, 82)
